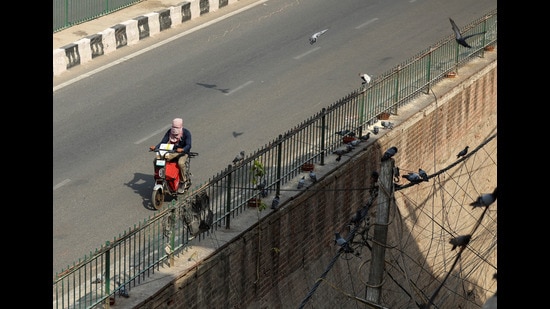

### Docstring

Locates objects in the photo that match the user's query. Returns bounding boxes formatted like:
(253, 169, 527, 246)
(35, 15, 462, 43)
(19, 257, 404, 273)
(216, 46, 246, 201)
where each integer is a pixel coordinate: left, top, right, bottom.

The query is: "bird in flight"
(449, 18, 486, 48)
(309, 29, 328, 44)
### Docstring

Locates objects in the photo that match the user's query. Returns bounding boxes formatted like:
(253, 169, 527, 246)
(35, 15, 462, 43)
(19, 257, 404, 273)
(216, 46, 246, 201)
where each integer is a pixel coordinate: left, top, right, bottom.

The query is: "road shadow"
(124, 172, 176, 211)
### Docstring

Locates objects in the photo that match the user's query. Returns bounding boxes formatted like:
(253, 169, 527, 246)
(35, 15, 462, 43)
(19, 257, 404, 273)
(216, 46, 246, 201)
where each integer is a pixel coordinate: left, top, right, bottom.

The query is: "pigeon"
(309, 29, 328, 44)
(271, 195, 280, 210)
(470, 187, 497, 208)
(381, 146, 398, 161)
(297, 176, 305, 189)
(335, 155, 342, 162)
(359, 132, 371, 141)
(345, 143, 354, 153)
(91, 274, 103, 284)
(402, 172, 423, 184)
(372, 126, 379, 135)
(449, 18, 486, 48)
(333, 149, 347, 156)
(359, 73, 371, 85)
(256, 180, 268, 198)
(232, 150, 245, 165)
(456, 146, 469, 158)
(418, 168, 429, 182)
(334, 232, 353, 253)
(381, 121, 394, 129)
(309, 170, 317, 183)
(449, 234, 472, 251)
(349, 139, 361, 147)
(335, 129, 350, 136)
(117, 282, 130, 298)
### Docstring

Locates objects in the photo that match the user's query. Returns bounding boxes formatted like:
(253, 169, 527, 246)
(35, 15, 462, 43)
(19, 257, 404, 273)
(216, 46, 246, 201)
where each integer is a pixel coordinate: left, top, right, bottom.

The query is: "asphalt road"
(53, 0, 497, 275)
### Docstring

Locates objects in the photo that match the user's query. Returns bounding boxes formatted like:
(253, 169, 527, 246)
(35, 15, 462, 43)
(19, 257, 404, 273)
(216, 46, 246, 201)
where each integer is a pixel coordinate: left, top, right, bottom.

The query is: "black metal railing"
(53, 10, 497, 309)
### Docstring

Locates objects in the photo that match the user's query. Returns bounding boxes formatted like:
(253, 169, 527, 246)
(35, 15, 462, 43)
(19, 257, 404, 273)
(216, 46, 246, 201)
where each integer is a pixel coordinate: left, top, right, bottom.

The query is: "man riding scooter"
(149, 118, 192, 193)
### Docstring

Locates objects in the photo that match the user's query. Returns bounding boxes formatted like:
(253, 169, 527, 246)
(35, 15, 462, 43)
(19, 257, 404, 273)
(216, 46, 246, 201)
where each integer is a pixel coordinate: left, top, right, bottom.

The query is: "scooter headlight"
(158, 168, 165, 178)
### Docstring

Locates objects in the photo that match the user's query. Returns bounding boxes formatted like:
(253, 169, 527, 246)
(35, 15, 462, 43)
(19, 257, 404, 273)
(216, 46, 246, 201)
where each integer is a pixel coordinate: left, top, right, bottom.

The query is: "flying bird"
(232, 150, 245, 165)
(309, 170, 317, 183)
(418, 168, 429, 182)
(271, 195, 280, 210)
(381, 121, 394, 129)
(456, 146, 469, 158)
(359, 73, 371, 85)
(402, 172, 423, 184)
(334, 232, 353, 253)
(381, 146, 398, 161)
(449, 234, 472, 251)
(449, 18, 486, 48)
(297, 176, 305, 189)
(470, 187, 497, 208)
(309, 29, 328, 44)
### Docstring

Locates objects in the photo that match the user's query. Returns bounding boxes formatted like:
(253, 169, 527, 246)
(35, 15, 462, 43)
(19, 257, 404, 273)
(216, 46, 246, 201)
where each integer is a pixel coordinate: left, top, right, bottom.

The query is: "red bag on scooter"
(165, 161, 180, 192)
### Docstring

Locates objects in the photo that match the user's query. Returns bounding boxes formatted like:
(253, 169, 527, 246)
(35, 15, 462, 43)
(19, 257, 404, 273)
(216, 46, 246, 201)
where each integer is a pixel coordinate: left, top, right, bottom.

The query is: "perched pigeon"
(381, 146, 398, 161)
(359, 132, 371, 141)
(345, 143, 354, 152)
(402, 172, 423, 184)
(381, 121, 394, 129)
(271, 195, 280, 210)
(470, 187, 497, 208)
(233, 150, 245, 165)
(449, 18, 486, 48)
(256, 180, 268, 198)
(418, 168, 429, 182)
(359, 73, 371, 85)
(456, 146, 469, 158)
(309, 29, 328, 44)
(372, 126, 379, 135)
(297, 176, 305, 189)
(335, 155, 342, 162)
(309, 170, 317, 183)
(349, 139, 361, 147)
(334, 232, 353, 253)
(333, 149, 347, 156)
(116, 282, 129, 298)
(449, 234, 472, 251)
(335, 129, 351, 136)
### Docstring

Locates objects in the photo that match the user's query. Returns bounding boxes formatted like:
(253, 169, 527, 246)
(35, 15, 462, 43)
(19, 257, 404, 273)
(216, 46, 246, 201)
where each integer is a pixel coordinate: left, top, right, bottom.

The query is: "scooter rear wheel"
(152, 188, 164, 210)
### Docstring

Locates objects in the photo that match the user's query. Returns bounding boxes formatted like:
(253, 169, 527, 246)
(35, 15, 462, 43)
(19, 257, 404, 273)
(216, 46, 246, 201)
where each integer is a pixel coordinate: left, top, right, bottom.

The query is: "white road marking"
(355, 18, 379, 29)
(224, 80, 254, 95)
(53, 179, 71, 190)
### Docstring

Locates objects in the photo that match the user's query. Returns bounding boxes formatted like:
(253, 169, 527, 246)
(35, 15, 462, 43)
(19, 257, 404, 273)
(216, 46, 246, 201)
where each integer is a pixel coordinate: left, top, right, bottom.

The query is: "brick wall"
(134, 55, 497, 309)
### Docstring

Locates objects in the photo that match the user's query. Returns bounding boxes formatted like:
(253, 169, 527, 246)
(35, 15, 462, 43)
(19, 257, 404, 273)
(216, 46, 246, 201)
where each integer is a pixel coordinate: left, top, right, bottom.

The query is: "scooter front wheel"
(152, 188, 164, 210)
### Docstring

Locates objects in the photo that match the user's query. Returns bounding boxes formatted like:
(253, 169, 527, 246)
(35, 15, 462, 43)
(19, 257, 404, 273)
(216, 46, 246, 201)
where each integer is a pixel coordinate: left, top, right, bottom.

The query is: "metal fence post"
(225, 164, 232, 229)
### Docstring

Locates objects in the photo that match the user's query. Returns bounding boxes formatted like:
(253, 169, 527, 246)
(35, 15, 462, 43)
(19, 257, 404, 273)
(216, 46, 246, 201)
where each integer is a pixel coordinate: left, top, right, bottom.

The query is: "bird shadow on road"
(124, 172, 169, 211)
(196, 82, 230, 94)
